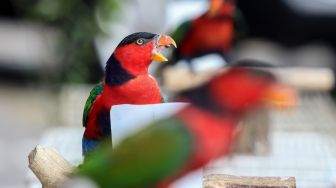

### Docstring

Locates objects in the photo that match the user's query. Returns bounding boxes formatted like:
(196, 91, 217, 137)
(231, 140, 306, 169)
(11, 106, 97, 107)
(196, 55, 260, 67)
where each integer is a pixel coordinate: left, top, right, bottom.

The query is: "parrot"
(157, 0, 246, 77)
(76, 67, 296, 188)
(82, 32, 177, 156)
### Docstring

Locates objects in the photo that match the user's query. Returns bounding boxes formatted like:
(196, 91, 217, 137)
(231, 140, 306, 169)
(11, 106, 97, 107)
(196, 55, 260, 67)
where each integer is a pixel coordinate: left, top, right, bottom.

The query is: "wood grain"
(204, 174, 296, 188)
(28, 145, 74, 188)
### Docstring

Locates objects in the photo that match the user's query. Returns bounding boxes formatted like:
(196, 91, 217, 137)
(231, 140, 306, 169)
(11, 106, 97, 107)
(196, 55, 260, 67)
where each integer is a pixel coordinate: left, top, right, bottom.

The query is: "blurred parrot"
(76, 67, 296, 188)
(82, 32, 177, 156)
(157, 0, 246, 76)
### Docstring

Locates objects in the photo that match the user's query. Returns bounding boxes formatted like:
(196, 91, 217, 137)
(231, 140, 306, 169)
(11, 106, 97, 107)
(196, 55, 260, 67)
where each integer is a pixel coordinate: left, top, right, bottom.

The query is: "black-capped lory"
(157, 0, 245, 76)
(76, 67, 296, 188)
(82, 32, 176, 156)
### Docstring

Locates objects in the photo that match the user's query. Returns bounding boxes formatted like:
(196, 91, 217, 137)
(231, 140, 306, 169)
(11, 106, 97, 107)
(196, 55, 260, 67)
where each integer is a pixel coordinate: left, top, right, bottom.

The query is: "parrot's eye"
(136, 39, 145, 46)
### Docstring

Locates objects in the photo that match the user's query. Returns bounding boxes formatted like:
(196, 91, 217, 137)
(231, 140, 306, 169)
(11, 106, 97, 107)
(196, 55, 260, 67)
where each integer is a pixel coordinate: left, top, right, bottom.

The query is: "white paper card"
(110, 103, 188, 146)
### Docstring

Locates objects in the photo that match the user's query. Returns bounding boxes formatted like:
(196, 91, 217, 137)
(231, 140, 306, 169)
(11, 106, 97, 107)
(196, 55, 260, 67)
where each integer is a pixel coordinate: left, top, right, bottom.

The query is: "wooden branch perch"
(204, 174, 296, 188)
(28, 145, 74, 188)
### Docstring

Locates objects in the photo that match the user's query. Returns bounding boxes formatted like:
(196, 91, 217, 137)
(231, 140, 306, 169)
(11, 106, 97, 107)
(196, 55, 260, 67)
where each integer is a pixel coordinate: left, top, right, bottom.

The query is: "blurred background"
(1, 0, 336, 187)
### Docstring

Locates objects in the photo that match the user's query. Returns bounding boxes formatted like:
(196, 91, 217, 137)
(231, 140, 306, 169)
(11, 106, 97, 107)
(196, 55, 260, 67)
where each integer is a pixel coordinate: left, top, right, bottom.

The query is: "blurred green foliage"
(14, 0, 120, 83)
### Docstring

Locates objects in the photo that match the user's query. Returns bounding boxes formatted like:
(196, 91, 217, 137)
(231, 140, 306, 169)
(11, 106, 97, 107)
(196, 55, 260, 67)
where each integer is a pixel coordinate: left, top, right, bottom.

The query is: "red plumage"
(178, 2, 235, 58)
(78, 66, 296, 188)
(82, 33, 176, 154)
(84, 76, 162, 140)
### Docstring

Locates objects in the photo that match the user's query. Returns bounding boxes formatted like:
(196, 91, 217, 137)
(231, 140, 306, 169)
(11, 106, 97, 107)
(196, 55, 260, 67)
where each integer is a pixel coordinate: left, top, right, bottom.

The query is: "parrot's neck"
(179, 85, 238, 116)
(105, 54, 135, 86)
(114, 45, 152, 76)
(178, 105, 238, 126)
(105, 52, 152, 86)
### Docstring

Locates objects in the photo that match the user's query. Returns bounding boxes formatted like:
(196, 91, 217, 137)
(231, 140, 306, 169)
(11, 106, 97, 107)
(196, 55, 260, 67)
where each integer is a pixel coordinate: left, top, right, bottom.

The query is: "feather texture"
(83, 82, 103, 127)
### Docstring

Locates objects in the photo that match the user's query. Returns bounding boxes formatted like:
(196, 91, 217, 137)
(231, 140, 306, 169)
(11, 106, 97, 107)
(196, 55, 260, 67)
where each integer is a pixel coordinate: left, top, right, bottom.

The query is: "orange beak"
(264, 84, 297, 110)
(152, 35, 177, 62)
(208, 0, 223, 16)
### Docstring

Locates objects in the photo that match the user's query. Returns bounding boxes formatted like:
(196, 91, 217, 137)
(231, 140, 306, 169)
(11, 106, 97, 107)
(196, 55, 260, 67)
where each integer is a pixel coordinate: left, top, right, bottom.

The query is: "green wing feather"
(171, 20, 192, 46)
(233, 9, 248, 43)
(83, 82, 103, 127)
(77, 117, 193, 188)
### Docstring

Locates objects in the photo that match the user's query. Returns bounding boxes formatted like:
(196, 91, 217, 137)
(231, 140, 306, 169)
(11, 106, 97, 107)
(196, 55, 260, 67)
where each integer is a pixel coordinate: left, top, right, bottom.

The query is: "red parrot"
(174, 0, 236, 60)
(157, 0, 246, 77)
(76, 67, 296, 188)
(82, 32, 176, 156)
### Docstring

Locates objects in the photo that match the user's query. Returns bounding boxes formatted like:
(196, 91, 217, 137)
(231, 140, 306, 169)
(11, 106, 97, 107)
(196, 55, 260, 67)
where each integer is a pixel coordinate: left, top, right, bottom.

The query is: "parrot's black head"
(117, 32, 157, 47)
(112, 32, 176, 66)
(105, 32, 176, 86)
